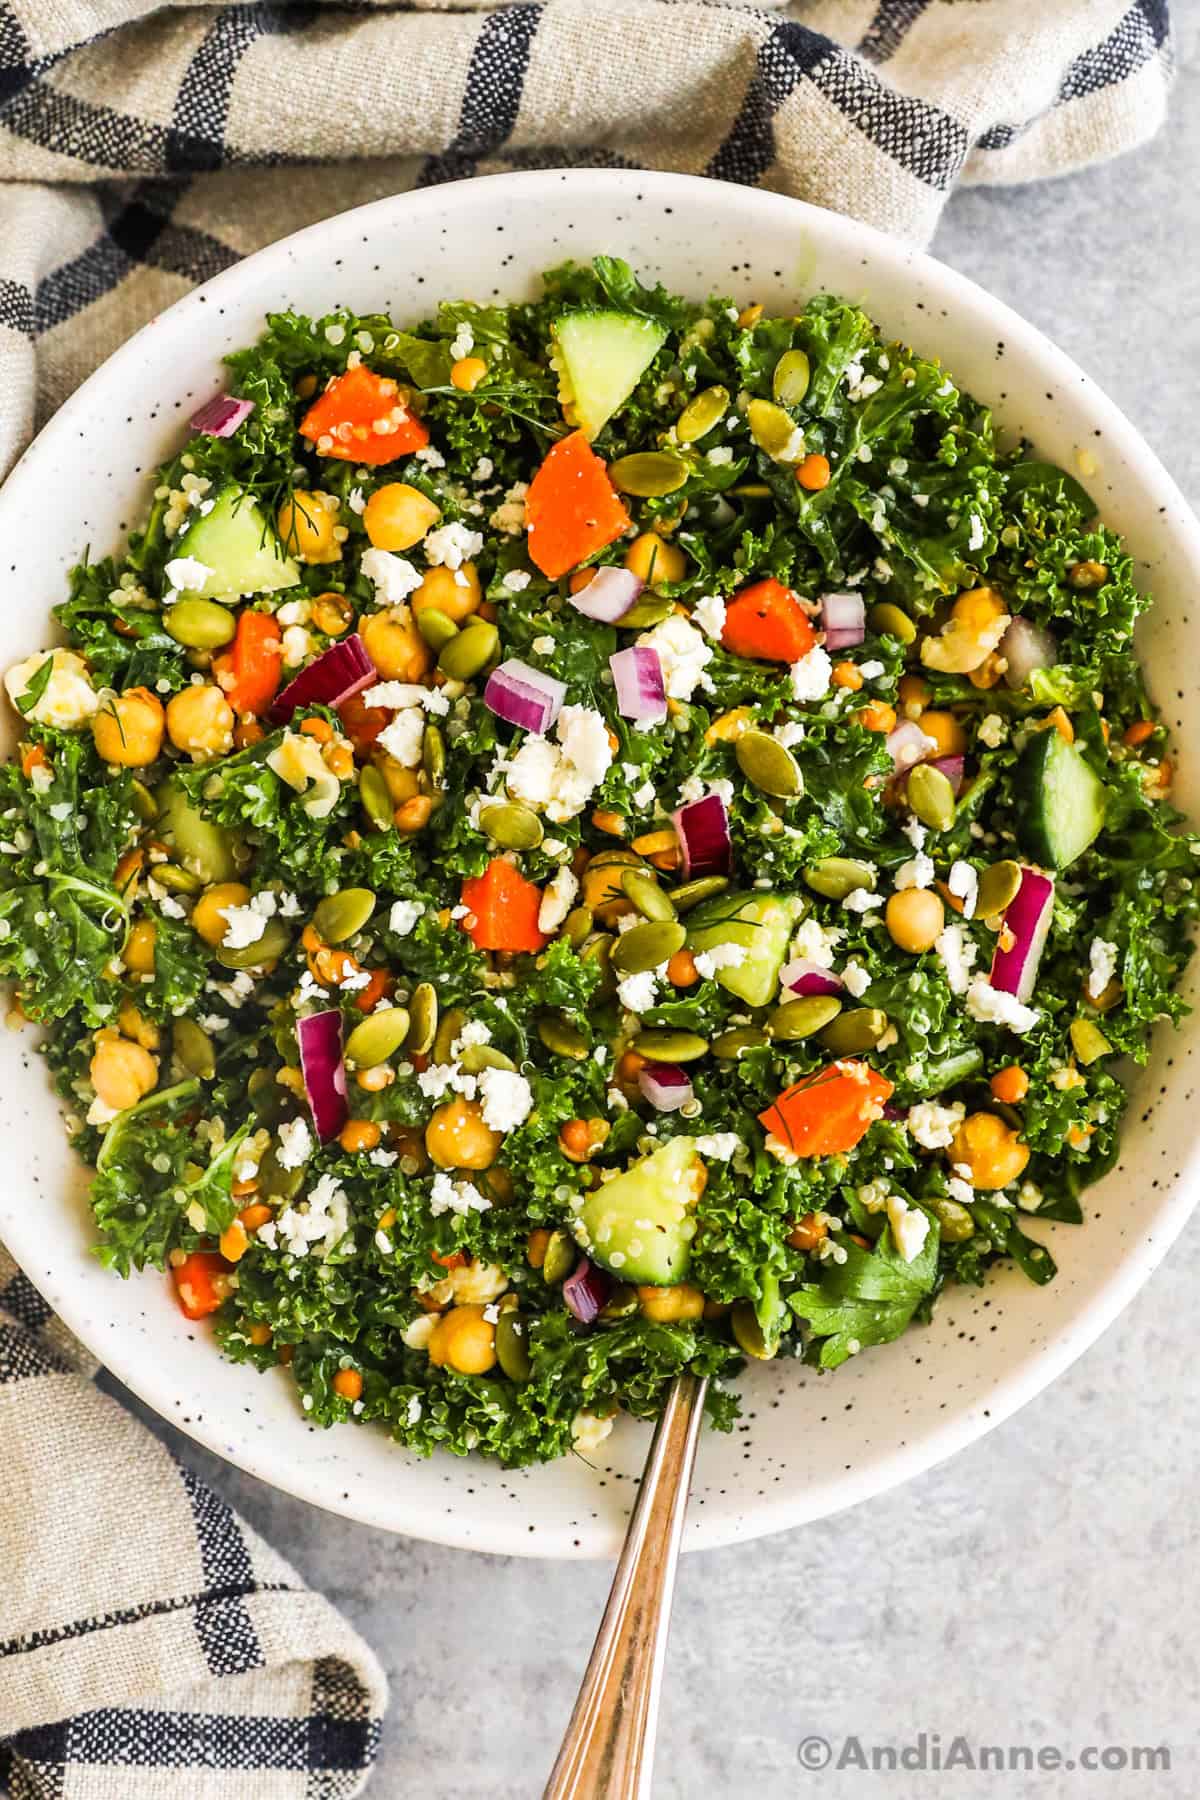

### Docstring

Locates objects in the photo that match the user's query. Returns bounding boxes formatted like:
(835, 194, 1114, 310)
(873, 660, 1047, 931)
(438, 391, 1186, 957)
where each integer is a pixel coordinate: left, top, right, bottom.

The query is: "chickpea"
(427, 1304, 497, 1374)
(310, 591, 354, 638)
(339, 1119, 382, 1153)
(886, 888, 945, 954)
(192, 881, 251, 947)
(637, 1283, 705, 1323)
(92, 686, 164, 767)
(917, 710, 967, 758)
(364, 483, 441, 552)
(950, 1111, 1030, 1191)
(166, 683, 235, 760)
(395, 795, 435, 834)
(424, 1095, 502, 1170)
(117, 998, 159, 1050)
(90, 1031, 158, 1112)
(359, 607, 434, 682)
(410, 562, 482, 625)
(277, 490, 341, 564)
(624, 532, 686, 589)
(373, 753, 422, 805)
(952, 586, 1006, 632)
(124, 918, 157, 976)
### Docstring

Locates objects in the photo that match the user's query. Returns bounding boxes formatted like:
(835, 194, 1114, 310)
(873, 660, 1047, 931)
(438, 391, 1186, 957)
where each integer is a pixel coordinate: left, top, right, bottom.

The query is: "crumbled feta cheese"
(389, 899, 425, 936)
(280, 624, 311, 668)
(858, 659, 885, 680)
(1087, 937, 1118, 999)
(571, 1409, 615, 1456)
(377, 707, 426, 768)
(977, 712, 1008, 749)
(162, 555, 212, 593)
(274, 1173, 350, 1260)
(886, 1193, 930, 1263)
(691, 1132, 741, 1160)
(789, 644, 832, 703)
(841, 960, 871, 998)
(219, 902, 268, 949)
(774, 720, 805, 749)
(362, 680, 450, 716)
(965, 977, 1038, 1034)
(478, 1067, 534, 1132)
(423, 521, 483, 570)
(417, 1062, 476, 1101)
(948, 860, 979, 919)
(894, 853, 935, 891)
(638, 614, 714, 702)
(906, 1099, 965, 1150)
(473, 455, 494, 482)
(693, 944, 747, 980)
(617, 970, 658, 1013)
(692, 592, 727, 640)
(902, 816, 929, 851)
(538, 864, 579, 934)
(347, 486, 366, 515)
(414, 444, 446, 470)
(276, 1116, 314, 1170)
(935, 923, 978, 995)
(967, 513, 985, 553)
(843, 888, 884, 913)
(490, 482, 528, 536)
(789, 916, 844, 969)
(502, 569, 532, 593)
(706, 446, 734, 466)
(360, 548, 422, 605)
(506, 704, 614, 823)
(429, 1173, 491, 1217)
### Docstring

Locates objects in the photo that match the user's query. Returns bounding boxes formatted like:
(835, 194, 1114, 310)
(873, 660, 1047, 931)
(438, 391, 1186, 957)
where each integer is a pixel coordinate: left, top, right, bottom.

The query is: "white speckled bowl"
(2, 171, 1198, 1559)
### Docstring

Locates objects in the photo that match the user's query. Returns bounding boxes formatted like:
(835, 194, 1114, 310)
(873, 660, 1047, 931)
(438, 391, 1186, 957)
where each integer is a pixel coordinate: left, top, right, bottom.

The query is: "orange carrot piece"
(215, 610, 283, 718)
(172, 1250, 230, 1321)
(460, 858, 549, 953)
(721, 577, 816, 663)
(337, 690, 391, 755)
(20, 744, 48, 780)
(524, 430, 631, 579)
(757, 1061, 894, 1157)
(299, 364, 429, 464)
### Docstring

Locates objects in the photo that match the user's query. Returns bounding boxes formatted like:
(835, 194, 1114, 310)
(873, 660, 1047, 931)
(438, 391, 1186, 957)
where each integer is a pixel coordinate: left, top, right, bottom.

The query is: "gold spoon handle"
(543, 1373, 708, 1800)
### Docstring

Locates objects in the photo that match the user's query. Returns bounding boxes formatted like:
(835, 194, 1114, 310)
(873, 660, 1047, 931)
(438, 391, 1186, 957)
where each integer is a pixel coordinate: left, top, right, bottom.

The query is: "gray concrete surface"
(111, 17, 1200, 1796)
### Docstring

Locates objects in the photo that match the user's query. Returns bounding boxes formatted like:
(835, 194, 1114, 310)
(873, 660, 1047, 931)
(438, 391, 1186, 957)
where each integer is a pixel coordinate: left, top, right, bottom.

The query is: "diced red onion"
(563, 1257, 610, 1326)
(483, 658, 566, 737)
(270, 633, 375, 724)
(296, 1010, 349, 1142)
(1001, 616, 1057, 691)
(820, 590, 866, 651)
(610, 645, 666, 725)
(569, 565, 643, 624)
(886, 719, 937, 772)
(672, 793, 732, 879)
(782, 958, 844, 998)
(190, 393, 255, 437)
(989, 867, 1055, 1002)
(637, 1061, 694, 1112)
(929, 754, 965, 795)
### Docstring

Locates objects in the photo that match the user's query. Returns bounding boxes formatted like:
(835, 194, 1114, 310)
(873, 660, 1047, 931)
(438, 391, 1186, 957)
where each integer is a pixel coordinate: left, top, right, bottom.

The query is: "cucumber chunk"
(552, 311, 668, 440)
(1016, 730, 1107, 870)
(155, 777, 244, 884)
(573, 1136, 703, 1285)
(685, 892, 805, 1008)
(171, 486, 300, 600)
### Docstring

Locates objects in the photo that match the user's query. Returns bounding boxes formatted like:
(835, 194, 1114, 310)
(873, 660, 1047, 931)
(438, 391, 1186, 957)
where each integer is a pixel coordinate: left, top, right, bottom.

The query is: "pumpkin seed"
(459, 1043, 518, 1075)
(768, 995, 843, 1041)
(586, 847, 642, 871)
(617, 594, 674, 630)
(933, 1197, 975, 1243)
(735, 728, 804, 799)
(675, 386, 730, 445)
(415, 607, 459, 652)
(433, 1006, 467, 1066)
(671, 875, 729, 914)
(422, 723, 446, 790)
(712, 1025, 769, 1059)
(216, 916, 291, 969)
(314, 887, 376, 944)
(406, 981, 438, 1055)
(438, 620, 499, 682)
(731, 1298, 777, 1360)
(580, 932, 616, 999)
(804, 857, 877, 901)
(906, 762, 956, 832)
(868, 601, 916, 645)
(495, 1310, 532, 1382)
(561, 904, 594, 948)
(131, 779, 158, 823)
(818, 1006, 888, 1054)
(538, 1014, 589, 1060)
(480, 800, 544, 851)
(771, 348, 811, 409)
(344, 1006, 411, 1068)
(154, 863, 204, 895)
(248, 1067, 285, 1129)
(542, 1229, 577, 1286)
(1069, 1018, 1112, 1065)
(599, 1283, 639, 1322)
(163, 598, 237, 651)
(634, 1029, 709, 1063)
(257, 1143, 304, 1204)
(609, 451, 689, 498)
(975, 858, 1022, 919)
(173, 1017, 215, 1080)
(730, 483, 772, 499)
(359, 764, 394, 832)
(611, 918, 686, 974)
(747, 398, 803, 462)
(620, 868, 677, 923)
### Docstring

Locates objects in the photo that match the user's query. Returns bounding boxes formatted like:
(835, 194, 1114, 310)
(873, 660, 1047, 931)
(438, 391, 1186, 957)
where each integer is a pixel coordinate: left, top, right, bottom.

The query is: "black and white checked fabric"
(0, 0, 1175, 1790)
(0, 1251, 386, 1799)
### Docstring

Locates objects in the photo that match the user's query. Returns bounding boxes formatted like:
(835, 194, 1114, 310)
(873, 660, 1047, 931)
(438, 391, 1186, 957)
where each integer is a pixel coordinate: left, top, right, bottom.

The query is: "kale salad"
(3, 256, 1194, 1467)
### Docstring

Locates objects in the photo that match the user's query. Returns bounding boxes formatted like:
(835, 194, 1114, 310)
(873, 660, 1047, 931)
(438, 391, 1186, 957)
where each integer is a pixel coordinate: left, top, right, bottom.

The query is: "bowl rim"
(5, 166, 1200, 1557)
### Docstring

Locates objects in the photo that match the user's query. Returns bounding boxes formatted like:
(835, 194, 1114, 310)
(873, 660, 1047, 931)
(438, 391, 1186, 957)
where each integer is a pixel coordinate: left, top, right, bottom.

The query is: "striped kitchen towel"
(0, 1249, 387, 1798)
